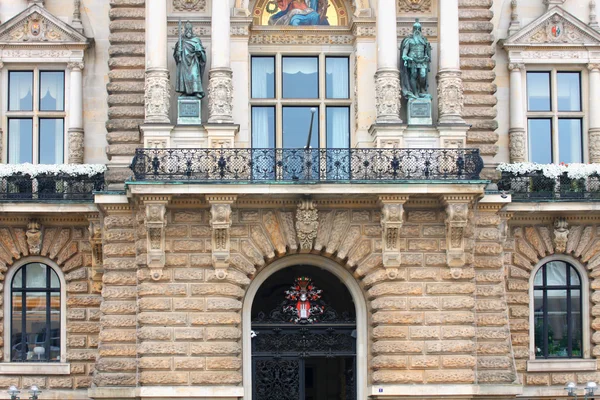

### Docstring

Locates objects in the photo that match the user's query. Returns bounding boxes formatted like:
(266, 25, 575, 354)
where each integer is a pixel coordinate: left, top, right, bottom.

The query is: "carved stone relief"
(379, 196, 409, 279)
(397, 0, 432, 13)
(554, 218, 569, 253)
(5, 13, 67, 42)
(208, 69, 234, 123)
(144, 198, 170, 280)
(208, 195, 236, 279)
(437, 71, 464, 123)
(145, 70, 171, 124)
(26, 220, 42, 255)
(375, 70, 402, 123)
(87, 214, 104, 283)
(443, 197, 471, 267)
(296, 199, 318, 251)
(173, 0, 206, 12)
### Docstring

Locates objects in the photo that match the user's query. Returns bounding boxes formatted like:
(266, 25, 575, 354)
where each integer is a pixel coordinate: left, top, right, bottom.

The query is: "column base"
(369, 123, 406, 148)
(141, 123, 175, 148)
(374, 69, 402, 124)
(208, 68, 234, 124)
(145, 68, 171, 124)
(68, 128, 84, 164)
(508, 127, 526, 163)
(204, 123, 240, 148)
(437, 69, 465, 125)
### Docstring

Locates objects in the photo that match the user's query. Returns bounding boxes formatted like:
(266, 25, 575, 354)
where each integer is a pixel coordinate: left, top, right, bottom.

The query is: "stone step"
(108, 57, 145, 69)
(109, 8, 145, 20)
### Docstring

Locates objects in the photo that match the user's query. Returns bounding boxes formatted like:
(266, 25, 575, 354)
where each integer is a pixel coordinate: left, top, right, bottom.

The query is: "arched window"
(10, 262, 60, 362)
(533, 260, 582, 359)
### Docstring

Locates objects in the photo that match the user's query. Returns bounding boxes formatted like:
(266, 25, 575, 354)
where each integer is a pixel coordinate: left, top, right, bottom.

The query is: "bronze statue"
(174, 21, 206, 99)
(400, 19, 432, 100)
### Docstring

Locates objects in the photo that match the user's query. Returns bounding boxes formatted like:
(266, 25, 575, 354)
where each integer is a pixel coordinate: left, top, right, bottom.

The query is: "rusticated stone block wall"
(0, 223, 100, 391)
(506, 219, 600, 387)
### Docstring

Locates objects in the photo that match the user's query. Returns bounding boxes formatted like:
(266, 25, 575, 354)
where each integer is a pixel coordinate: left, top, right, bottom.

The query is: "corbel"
(142, 196, 171, 281)
(554, 217, 569, 253)
(441, 195, 473, 268)
(207, 195, 237, 279)
(86, 213, 104, 284)
(296, 198, 319, 252)
(379, 195, 409, 279)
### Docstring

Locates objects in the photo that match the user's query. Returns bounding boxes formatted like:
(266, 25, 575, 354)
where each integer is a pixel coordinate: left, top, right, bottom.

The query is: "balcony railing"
(0, 173, 105, 201)
(130, 148, 484, 183)
(498, 171, 600, 201)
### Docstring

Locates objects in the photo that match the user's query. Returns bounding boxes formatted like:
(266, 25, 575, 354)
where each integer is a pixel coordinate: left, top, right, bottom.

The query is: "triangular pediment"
(0, 4, 88, 44)
(505, 6, 600, 47)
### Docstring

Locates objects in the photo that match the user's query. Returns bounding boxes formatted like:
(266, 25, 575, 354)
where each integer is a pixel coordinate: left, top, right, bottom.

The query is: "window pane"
(534, 289, 544, 357)
(50, 292, 60, 361)
(547, 289, 568, 357)
(12, 268, 23, 289)
(557, 72, 581, 112)
(252, 57, 275, 99)
(39, 71, 65, 111)
(51, 269, 60, 289)
(527, 72, 551, 111)
(252, 107, 275, 148)
(570, 266, 580, 286)
(9, 71, 33, 111)
(283, 107, 319, 148)
(39, 119, 64, 164)
(534, 268, 543, 286)
(26, 263, 47, 288)
(11, 291, 23, 361)
(571, 289, 582, 357)
(326, 57, 349, 99)
(558, 119, 582, 164)
(8, 119, 33, 164)
(282, 57, 318, 99)
(546, 261, 567, 286)
(327, 107, 349, 148)
(26, 291, 48, 361)
(528, 119, 552, 164)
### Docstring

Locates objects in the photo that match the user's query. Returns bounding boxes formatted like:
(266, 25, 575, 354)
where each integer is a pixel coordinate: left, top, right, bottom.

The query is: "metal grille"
(498, 172, 600, 201)
(0, 174, 104, 202)
(131, 148, 484, 182)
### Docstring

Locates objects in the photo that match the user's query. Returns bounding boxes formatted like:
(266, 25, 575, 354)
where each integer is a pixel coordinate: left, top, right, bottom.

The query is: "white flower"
(497, 163, 600, 180)
(0, 164, 106, 178)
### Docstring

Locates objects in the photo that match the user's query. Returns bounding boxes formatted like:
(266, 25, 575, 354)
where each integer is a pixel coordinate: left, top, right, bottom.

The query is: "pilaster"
(378, 195, 409, 279)
(508, 63, 526, 163)
(67, 61, 84, 163)
(208, 0, 234, 124)
(142, 196, 171, 281)
(589, 64, 600, 162)
(144, 0, 170, 124)
(208, 195, 237, 279)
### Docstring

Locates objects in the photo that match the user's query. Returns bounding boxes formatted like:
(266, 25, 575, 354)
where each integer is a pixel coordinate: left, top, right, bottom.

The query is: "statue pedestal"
(177, 96, 202, 125)
(407, 98, 433, 126)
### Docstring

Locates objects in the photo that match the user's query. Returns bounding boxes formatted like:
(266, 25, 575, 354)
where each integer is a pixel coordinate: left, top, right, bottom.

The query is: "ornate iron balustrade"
(131, 148, 484, 182)
(0, 173, 105, 201)
(498, 171, 600, 201)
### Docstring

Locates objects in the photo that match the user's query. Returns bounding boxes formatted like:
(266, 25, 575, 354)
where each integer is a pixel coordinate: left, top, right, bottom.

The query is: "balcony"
(130, 148, 484, 183)
(0, 172, 105, 202)
(498, 171, 600, 201)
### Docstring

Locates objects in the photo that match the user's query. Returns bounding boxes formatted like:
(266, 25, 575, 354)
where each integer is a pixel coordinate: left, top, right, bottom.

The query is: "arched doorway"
(243, 255, 366, 400)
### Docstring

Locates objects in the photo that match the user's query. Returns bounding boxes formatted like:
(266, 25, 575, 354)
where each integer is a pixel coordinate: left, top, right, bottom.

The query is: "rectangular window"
(39, 119, 64, 164)
(8, 119, 33, 164)
(326, 57, 349, 99)
(326, 107, 350, 148)
(557, 72, 581, 112)
(282, 57, 319, 99)
(528, 119, 552, 164)
(527, 72, 551, 112)
(558, 119, 583, 164)
(9, 71, 33, 112)
(251, 107, 275, 148)
(39, 71, 65, 111)
(251, 57, 275, 99)
(283, 107, 319, 148)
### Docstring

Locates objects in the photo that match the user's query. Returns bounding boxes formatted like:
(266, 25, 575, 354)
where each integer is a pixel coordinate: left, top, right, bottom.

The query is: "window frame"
(3, 257, 67, 365)
(525, 68, 585, 163)
(528, 256, 591, 367)
(3, 66, 68, 165)
(249, 52, 353, 149)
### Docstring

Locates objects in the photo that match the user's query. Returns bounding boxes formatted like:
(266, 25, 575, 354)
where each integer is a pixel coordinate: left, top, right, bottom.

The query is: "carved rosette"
(26, 220, 42, 255)
(296, 199, 319, 251)
(443, 197, 471, 268)
(437, 70, 465, 124)
(375, 69, 402, 123)
(208, 195, 236, 279)
(553, 218, 569, 253)
(145, 69, 171, 124)
(87, 214, 104, 283)
(144, 198, 170, 280)
(379, 196, 409, 279)
(208, 68, 234, 124)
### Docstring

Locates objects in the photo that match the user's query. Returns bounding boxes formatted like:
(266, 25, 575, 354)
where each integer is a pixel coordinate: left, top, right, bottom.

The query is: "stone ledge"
(0, 362, 70, 375)
(369, 384, 523, 397)
(527, 359, 597, 372)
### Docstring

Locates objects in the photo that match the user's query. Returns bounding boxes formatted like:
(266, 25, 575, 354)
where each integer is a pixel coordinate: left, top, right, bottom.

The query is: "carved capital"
(442, 196, 472, 268)
(208, 195, 236, 278)
(509, 128, 527, 163)
(437, 70, 465, 124)
(379, 195, 409, 276)
(208, 68, 234, 124)
(144, 197, 171, 281)
(296, 199, 319, 252)
(145, 69, 171, 124)
(67, 61, 84, 71)
(26, 219, 42, 256)
(87, 213, 104, 283)
(375, 69, 402, 123)
(508, 63, 525, 71)
(553, 217, 569, 253)
(588, 63, 600, 71)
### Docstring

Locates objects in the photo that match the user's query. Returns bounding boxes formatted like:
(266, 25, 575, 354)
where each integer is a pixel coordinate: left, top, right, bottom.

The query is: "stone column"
(67, 62, 84, 164)
(208, 0, 234, 124)
(589, 64, 600, 162)
(437, 0, 465, 125)
(374, 0, 401, 124)
(508, 63, 526, 163)
(144, 0, 170, 123)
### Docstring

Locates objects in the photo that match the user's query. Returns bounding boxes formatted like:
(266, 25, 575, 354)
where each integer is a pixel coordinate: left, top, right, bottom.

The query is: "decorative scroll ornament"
(26, 220, 42, 255)
(296, 199, 318, 251)
(208, 196, 235, 279)
(145, 200, 169, 280)
(173, 0, 206, 12)
(554, 218, 569, 253)
(283, 277, 324, 324)
(443, 198, 470, 268)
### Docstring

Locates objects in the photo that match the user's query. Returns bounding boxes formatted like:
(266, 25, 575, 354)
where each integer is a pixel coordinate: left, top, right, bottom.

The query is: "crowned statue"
(400, 19, 432, 100)
(174, 21, 206, 99)
(268, 0, 330, 26)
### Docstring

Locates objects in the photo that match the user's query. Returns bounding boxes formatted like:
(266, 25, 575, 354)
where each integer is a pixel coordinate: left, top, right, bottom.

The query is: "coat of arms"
(546, 15, 564, 42)
(283, 277, 324, 324)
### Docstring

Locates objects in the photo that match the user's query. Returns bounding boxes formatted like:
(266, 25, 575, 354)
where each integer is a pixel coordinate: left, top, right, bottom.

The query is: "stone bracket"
(296, 198, 319, 252)
(442, 195, 473, 268)
(143, 196, 171, 281)
(379, 195, 409, 279)
(208, 195, 237, 279)
(86, 213, 104, 284)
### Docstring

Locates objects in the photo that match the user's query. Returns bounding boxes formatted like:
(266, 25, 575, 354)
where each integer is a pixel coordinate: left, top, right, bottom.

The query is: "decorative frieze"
(442, 196, 471, 268)
(208, 68, 234, 124)
(208, 195, 236, 279)
(379, 196, 409, 279)
(296, 199, 319, 252)
(143, 197, 170, 281)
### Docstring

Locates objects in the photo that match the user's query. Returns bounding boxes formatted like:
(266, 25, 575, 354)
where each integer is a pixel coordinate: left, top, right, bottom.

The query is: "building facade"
(0, 0, 597, 399)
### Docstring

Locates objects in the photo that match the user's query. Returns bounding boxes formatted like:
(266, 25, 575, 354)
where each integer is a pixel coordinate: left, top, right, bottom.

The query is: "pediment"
(0, 4, 88, 44)
(505, 6, 600, 47)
